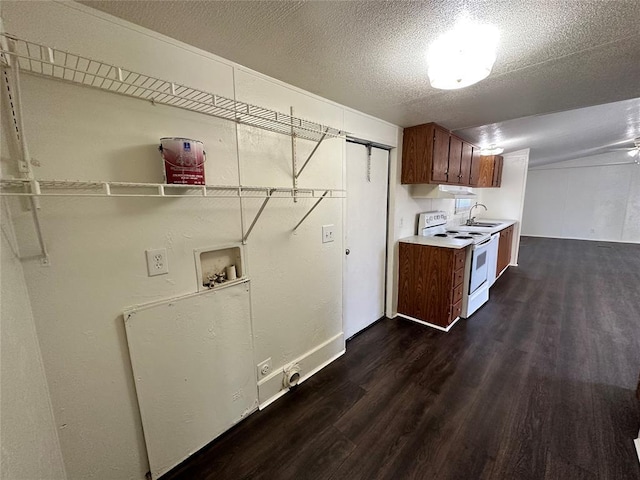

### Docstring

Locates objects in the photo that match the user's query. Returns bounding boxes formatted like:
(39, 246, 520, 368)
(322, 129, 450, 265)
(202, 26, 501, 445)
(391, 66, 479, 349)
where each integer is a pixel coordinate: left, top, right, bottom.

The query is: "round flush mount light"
(427, 20, 499, 90)
(479, 144, 504, 155)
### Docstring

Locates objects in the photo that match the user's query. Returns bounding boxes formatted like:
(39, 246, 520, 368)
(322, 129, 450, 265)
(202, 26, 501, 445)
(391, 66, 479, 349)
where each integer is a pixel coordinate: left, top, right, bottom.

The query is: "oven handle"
(475, 237, 492, 247)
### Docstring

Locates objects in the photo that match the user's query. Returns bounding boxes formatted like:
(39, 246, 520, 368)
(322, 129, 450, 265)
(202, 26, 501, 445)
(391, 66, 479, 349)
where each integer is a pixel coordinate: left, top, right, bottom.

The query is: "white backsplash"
(430, 199, 469, 228)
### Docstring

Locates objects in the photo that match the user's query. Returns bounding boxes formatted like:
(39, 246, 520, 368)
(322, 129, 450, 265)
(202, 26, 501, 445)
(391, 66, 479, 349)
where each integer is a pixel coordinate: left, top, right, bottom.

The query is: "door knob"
(345, 249, 350, 255)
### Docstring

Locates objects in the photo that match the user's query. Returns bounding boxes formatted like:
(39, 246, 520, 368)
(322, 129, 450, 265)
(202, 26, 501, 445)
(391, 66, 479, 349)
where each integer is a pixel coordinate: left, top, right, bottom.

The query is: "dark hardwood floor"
(162, 237, 640, 480)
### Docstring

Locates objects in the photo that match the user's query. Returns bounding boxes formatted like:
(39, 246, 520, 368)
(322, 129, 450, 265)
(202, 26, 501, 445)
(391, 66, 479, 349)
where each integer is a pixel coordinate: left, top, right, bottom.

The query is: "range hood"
(410, 184, 477, 199)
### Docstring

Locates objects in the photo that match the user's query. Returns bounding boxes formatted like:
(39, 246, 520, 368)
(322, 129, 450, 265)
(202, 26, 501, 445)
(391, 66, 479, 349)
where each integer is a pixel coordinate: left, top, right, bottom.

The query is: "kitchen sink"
(467, 222, 501, 227)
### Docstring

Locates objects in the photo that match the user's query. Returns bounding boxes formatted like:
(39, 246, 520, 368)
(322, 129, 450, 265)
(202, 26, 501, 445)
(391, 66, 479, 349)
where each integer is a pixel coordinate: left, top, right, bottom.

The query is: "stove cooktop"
(422, 229, 490, 245)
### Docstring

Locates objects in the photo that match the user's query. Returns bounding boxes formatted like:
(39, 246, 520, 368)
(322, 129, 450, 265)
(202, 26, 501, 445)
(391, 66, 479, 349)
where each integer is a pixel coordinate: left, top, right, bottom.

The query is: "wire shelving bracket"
(0, 34, 348, 143)
(292, 190, 329, 232)
(0, 33, 348, 246)
(0, 179, 346, 244)
(0, 179, 345, 200)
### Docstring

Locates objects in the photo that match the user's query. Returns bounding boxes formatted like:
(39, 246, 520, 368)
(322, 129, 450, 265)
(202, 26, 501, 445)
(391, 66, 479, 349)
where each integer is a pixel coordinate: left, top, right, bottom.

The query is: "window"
(455, 198, 474, 214)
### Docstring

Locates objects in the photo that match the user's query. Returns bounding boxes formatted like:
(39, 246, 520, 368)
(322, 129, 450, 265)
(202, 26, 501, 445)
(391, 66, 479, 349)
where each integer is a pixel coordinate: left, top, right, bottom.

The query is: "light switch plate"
(146, 248, 169, 276)
(322, 225, 335, 243)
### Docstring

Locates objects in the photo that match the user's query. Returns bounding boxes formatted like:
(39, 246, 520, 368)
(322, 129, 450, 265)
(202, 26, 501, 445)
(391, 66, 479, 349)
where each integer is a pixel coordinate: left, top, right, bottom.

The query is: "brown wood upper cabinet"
(401, 122, 490, 187)
(459, 142, 473, 185)
(469, 146, 482, 186)
(476, 155, 504, 188)
(446, 135, 463, 184)
(402, 123, 448, 184)
(431, 125, 450, 183)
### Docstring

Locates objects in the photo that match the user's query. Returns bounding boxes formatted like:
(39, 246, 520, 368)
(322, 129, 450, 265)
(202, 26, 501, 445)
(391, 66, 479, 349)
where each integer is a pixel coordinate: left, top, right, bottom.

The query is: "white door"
(344, 142, 389, 339)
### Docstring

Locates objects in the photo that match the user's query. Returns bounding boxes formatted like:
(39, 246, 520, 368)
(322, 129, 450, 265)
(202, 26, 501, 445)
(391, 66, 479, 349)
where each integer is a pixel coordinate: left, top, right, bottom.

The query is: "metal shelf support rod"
(295, 129, 328, 180)
(6, 42, 49, 263)
(291, 106, 298, 202)
(242, 188, 275, 244)
(292, 190, 329, 232)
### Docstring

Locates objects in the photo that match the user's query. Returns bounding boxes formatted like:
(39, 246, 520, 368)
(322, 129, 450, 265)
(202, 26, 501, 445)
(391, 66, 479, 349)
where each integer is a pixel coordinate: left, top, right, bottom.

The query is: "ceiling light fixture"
(427, 20, 499, 90)
(480, 144, 504, 155)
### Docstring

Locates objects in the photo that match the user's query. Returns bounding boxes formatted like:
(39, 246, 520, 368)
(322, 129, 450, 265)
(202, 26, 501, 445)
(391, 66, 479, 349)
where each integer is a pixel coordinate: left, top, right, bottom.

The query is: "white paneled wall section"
(0, 2, 399, 479)
(522, 152, 640, 243)
(0, 200, 67, 480)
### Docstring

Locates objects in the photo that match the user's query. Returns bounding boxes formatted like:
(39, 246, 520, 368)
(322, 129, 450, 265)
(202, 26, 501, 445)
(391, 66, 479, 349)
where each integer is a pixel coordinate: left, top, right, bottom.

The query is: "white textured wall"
(0, 2, 399, 479)
(522, 152, 640, 243)
(477, 149, 530, 265)
(1, 202, 67, 480)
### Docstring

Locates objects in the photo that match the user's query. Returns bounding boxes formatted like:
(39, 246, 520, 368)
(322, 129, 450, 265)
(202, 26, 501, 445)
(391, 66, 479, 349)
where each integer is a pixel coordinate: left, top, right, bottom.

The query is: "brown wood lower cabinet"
(398, 243, 467, 329)
(496, 224, 515, 276)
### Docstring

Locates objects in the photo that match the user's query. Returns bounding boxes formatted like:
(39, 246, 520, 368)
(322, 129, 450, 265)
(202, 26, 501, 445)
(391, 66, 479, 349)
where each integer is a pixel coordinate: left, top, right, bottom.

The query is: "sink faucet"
(467, 202, 487, 225)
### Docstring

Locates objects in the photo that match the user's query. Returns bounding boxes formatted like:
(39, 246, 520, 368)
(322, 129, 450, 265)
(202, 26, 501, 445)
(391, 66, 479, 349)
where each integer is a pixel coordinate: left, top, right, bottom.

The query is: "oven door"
(469, 239, 490, 294)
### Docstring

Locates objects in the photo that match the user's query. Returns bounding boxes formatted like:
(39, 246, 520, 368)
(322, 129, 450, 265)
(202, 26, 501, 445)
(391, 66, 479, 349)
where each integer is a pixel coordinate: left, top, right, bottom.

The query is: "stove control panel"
(418, 210, 448, 229)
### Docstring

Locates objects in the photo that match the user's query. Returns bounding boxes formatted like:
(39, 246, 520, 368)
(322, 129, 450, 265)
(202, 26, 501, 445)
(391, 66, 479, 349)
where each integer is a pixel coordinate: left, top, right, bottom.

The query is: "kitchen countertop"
(399, 235, 472, 249)
(399, 219, 518, 249)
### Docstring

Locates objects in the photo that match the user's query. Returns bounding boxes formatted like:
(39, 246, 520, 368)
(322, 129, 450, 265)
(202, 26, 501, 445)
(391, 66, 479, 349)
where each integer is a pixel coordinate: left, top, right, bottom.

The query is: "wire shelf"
(0, 34, 347, 143)
(0, 178, 346, 199)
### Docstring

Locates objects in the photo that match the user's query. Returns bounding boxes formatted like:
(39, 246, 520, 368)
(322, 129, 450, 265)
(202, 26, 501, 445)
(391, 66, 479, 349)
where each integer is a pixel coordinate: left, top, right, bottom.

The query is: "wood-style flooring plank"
(162, 237, 640, 480)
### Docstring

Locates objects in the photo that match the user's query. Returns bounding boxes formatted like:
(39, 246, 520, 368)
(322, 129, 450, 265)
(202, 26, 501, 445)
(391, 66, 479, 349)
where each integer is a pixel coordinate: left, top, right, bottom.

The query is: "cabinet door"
(431, 126, 450, 183)
(401, 124, 431, 184)
(478, 155, 495, 187)
(447, 135, 463, 184)
(398, 243, 455, 327)
(469, 147, 481, 186)
(492, 155, 504, 187)
(496, 226, 511, 274)
(505, 225, 514, 264)
(459, 142, 473, 185)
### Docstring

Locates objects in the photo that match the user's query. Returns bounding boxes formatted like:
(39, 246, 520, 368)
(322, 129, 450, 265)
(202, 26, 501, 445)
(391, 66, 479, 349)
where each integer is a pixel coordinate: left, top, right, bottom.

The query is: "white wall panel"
(622, 166, 640, 241)
(124, 284, 256, 480)
(343, 109, 398, 147)
(522, 152, 639, 243)
(521, 169, 568, 235)
(476, 149, 530, 265)
(0, 205, 67, 480)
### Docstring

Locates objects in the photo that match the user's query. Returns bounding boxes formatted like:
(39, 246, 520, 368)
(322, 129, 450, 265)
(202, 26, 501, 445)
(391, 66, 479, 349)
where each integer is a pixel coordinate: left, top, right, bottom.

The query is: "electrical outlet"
(322, 224, 335, 243)
(146, 248, 169, 276)
(257, 358, 272, 378)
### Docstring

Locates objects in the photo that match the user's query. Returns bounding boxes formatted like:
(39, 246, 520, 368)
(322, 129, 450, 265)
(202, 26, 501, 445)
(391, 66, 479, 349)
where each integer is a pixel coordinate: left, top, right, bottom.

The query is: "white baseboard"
(522, 234, 639, 245)
(257, 332, 345, 409)
(397, 313, 460, 332)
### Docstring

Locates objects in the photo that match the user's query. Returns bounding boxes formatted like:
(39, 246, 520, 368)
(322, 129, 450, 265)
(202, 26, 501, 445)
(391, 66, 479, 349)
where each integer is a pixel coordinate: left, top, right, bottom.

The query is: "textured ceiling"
(76, 1, 640, 164)
(80, 0, 640, 132)
(456, 97, 640, 166)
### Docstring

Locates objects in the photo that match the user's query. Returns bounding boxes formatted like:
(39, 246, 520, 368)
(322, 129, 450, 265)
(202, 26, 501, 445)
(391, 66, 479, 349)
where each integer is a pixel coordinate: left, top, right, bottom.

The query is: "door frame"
(343, 137, 393, 339)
